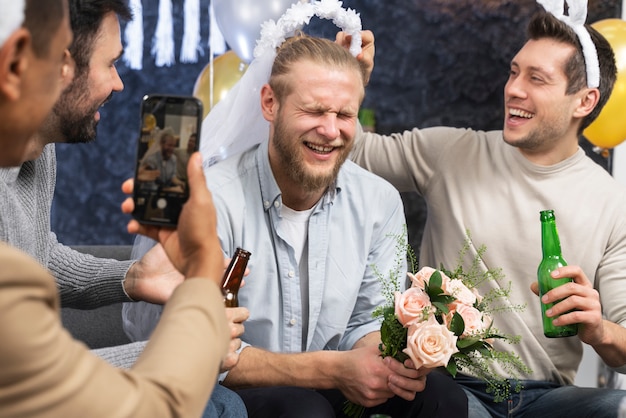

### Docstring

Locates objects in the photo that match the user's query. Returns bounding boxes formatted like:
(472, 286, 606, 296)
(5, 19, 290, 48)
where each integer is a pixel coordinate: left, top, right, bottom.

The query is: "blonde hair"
(269, 34, 365, 103)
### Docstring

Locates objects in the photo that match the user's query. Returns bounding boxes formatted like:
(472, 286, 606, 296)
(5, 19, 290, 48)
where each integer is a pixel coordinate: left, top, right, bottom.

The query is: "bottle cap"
(540, 209, 555, 221)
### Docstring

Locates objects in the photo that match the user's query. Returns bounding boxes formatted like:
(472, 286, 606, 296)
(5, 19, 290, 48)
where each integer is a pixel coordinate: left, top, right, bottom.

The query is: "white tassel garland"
(209, 0, 226, 55)
(151, 0, 175, 67)
(180, 0, 202, 63)
(123, 0, 144, 70)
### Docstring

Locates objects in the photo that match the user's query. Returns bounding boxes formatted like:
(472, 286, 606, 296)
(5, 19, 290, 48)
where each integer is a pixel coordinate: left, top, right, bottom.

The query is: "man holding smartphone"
(0, 0, 248, 417)
(0, 0, 232, 416)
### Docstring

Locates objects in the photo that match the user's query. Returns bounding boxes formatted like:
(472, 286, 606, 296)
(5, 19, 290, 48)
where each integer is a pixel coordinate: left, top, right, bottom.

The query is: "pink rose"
(441, 310, 455, 329)
(403, 315, 459, 369)
(455, 304, 487, 338)
(446, 278, 477, 308)
(407, 269, 431, 290)
(471, 286, 483, 305)
(408, 267, 451, 290)
(395, 288, 431, 326)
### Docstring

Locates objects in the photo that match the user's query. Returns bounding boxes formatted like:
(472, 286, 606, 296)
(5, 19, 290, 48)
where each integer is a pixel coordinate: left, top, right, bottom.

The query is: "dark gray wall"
(51, 0, 622, 249)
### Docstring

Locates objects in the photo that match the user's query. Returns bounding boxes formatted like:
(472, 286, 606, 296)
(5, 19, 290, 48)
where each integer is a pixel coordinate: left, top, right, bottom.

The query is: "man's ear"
(260, 84, 278, 122)
(0, 28, 31, 101)
(573, 87, 600, 119)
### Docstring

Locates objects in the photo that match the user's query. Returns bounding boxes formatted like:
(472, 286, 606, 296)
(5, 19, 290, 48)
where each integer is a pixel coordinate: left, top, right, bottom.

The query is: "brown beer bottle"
(537, 210, 577, 338)
(221, 247, 251, 307)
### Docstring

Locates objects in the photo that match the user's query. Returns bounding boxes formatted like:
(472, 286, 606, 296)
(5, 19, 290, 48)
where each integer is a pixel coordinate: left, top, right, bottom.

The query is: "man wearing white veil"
(125, 1, 466, 416)
(197, 32, 468, 418)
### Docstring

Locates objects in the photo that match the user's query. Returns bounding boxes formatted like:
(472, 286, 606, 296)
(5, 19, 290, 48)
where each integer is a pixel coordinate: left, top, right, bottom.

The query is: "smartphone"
(132, 94, 203, 226)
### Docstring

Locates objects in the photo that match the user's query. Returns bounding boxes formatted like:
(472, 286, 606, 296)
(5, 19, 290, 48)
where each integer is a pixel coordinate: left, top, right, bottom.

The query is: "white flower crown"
(537, 0, 600, 88)
(253, 0, 363, 60)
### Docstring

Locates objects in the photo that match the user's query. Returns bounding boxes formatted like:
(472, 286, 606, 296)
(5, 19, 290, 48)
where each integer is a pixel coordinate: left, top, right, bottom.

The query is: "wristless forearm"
(223, 346, 345, 390)
(593, 320, 626, 369)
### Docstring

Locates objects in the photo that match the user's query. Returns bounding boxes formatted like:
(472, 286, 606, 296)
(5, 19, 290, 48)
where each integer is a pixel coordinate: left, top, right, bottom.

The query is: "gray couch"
(61, 245, 133, 349)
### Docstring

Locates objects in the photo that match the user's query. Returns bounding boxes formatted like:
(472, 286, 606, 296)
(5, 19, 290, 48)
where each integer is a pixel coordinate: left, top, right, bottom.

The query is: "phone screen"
(132, 94, 203, 226)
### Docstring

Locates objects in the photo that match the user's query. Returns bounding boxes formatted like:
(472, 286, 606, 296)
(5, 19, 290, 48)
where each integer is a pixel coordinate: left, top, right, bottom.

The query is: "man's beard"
(53, 74, 104, 144)
(502, 101, 573, 152)
(503, 117, 569, 152)
(272, 113, 350, 193)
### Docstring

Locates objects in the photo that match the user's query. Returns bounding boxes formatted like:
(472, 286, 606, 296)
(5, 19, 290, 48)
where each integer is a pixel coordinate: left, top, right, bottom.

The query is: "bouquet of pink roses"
(343, 233, 530, 418)
(391, 266, 498, 372)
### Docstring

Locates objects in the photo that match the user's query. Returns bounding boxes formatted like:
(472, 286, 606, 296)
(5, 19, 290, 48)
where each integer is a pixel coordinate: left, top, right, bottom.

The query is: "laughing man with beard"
(349, 8, 626, 418)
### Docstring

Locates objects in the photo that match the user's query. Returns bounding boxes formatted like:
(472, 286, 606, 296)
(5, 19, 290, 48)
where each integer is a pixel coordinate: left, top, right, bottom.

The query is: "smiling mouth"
(509, 108, 534, 119)
(305, 142, 335, 154)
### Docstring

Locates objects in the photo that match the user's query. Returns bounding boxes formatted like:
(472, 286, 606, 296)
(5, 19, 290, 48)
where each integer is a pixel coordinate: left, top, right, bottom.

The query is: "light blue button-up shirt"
(206, 139, 407, 353)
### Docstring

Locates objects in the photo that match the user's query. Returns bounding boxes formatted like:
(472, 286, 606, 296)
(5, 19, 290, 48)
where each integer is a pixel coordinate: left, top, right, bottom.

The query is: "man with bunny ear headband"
(350, 1, 626, 417)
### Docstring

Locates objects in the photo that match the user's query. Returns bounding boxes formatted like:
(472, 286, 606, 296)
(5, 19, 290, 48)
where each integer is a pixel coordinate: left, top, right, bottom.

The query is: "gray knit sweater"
(0, 144, 146, 367)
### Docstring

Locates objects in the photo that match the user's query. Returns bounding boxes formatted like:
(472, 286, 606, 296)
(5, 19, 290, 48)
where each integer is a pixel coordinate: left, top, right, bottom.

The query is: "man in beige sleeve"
(349, 7, 626, 418)
(0, 0, 231, 416)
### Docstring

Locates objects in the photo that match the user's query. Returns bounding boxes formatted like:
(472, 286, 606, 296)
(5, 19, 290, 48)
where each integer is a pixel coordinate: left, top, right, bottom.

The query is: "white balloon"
(212, 0, 299, 63)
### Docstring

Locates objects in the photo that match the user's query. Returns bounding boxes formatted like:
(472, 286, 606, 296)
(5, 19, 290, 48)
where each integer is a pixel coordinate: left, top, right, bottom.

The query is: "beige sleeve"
(0, 244, 229, 418)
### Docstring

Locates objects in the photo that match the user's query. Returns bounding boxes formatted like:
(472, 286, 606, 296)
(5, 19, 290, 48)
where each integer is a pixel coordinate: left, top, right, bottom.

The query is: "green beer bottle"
(537, 210, 578, 338)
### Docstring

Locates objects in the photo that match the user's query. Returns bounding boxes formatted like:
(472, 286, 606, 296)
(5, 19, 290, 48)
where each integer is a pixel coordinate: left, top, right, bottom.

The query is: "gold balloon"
(584, 19, 626, 149)
(143, 113, 156, 131)
(193, 51, 248, 119)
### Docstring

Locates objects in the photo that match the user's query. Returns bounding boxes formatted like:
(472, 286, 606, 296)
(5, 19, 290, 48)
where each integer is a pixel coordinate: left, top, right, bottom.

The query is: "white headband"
(536, 0, 600, 88)
(200, 0, 363, 167)
(0, 0, 26, 47)
(254, 0, 362, 60)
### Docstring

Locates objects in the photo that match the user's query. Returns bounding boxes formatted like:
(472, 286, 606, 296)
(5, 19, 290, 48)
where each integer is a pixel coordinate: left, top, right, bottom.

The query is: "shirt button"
(289, 319, 297, 326)
(263, 201, 270, 209)
(288, 270, 295, 278)
(274, 201, 280, 208)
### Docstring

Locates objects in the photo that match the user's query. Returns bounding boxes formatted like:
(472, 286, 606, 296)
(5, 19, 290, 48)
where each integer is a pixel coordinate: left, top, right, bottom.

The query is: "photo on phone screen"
(132, 94, 203, 226)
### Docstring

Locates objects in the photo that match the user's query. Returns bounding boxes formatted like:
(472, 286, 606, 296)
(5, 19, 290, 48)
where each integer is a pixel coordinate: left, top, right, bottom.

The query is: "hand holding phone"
(122, 152, 224, 284)
(132, 94, 203, 226)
